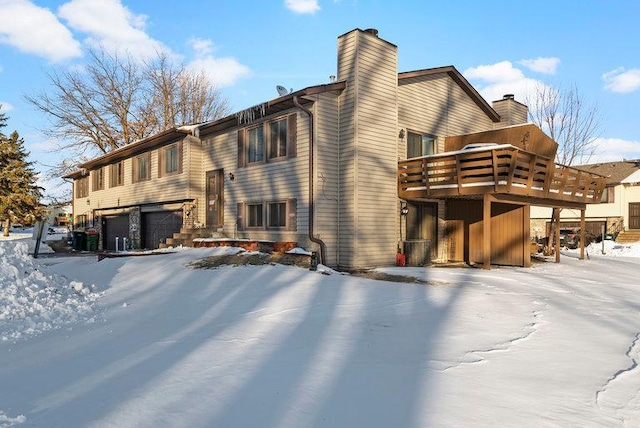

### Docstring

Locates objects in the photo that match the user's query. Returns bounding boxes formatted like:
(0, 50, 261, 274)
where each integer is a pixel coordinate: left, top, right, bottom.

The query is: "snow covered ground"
(1, 232, 640, 427)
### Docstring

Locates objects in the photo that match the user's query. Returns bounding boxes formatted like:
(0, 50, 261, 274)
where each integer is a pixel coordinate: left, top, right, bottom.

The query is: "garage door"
(102, 214, 129, 251)
(143, 211, 183, 249)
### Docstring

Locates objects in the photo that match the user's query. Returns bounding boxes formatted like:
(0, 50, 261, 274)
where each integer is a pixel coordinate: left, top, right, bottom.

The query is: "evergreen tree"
(0, 111, 45, 236)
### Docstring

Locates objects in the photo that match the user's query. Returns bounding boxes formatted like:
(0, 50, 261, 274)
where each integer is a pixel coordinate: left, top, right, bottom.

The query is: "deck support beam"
(483, 193, 492, 270)
(580, 209, 586, 260)
(554, 208, 561, 264)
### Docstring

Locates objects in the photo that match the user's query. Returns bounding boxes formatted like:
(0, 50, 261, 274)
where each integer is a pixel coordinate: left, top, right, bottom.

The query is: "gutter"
(293, 96, 327, 265)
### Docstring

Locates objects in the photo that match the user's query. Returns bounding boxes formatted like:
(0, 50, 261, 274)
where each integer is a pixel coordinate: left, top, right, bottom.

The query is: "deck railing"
(398, 144, 607, 204)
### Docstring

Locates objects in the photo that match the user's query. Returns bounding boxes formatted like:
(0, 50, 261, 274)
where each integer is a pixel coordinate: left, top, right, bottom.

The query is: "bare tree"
(143, 52, 229, 132)
(25, 46, 230, 160)
(527, 83, 600, 166)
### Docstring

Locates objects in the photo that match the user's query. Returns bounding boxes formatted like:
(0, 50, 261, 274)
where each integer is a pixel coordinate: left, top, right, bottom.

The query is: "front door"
(206, 169, 224, 228)
(406, 202, 437, 261)
(406, 202, 437, 241)
(630, 203, 640, 229)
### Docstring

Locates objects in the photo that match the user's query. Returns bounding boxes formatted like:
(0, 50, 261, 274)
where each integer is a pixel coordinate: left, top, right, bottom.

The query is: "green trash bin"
(72, 231, 86, 251)
(85, 230, 99, 251)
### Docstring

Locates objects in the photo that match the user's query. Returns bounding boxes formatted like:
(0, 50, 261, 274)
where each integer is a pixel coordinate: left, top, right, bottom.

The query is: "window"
(76, 176, 89, 198)
(247, 203, 263, 228)
(407, 131, 436, 158)
(110, 161, 124, 187)
(159, 143, 182, 177)
(133, 153, 150, 182)
(237, 199, 297, 231)
(92, 168, 104, 191)
(248, 126, 265, 164)
(238, 114, 297, 167)
(269, 119, 287, 159)
(267, 201, 287, 229)
(601, 186, 615, 203)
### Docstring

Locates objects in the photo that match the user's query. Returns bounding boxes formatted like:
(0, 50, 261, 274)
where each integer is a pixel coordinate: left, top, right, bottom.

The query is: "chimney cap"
(503, 94, 515, 100)
(364, 28, 379, 37)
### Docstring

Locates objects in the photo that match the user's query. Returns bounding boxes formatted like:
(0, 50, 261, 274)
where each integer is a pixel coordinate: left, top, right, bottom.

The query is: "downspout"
(294, 95, 327, 265)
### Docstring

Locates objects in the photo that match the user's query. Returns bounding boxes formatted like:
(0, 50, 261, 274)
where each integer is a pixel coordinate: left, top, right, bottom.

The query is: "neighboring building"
(64, 28, 606, 269)
(45, 202, 72, 228)
(530, 160, 640, 239)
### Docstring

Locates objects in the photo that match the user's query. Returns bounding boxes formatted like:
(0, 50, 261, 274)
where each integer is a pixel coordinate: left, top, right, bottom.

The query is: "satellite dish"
(276, 85, 290, 96)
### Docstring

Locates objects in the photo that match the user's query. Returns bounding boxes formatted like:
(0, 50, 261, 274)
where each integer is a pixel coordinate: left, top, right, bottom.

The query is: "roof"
(576, 160, 640, 185)
(398, 66, 501, 123)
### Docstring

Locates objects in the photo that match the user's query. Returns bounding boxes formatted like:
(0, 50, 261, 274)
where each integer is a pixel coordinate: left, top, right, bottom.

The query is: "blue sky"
(1, 0, 639, 200)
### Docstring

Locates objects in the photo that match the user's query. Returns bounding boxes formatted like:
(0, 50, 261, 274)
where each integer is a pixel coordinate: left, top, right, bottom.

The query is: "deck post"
(524, 204, 531, 267)
(580, 209, 586, 260)
(554, 208, 561, 263)
(483, 193, 491, 270)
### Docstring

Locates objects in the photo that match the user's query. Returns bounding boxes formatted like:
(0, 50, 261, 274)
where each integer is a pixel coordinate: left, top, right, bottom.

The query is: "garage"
(102, 214, 130, 251)
(142, 210, 183, 249)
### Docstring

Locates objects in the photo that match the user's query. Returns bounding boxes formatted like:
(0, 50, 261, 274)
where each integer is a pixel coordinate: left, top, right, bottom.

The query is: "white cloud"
(0, 101, 14, 113)
(519, 57, 560, 75)
(285, 0, 320, 14)
(602, 68, 640, 93)
(188, 37, 214, 56)
(464, 61, 524, 83)
(58, 0, 167, 59)
(591, 137, 640, 163)
(186, 37, 251, 88)
(463, 61, 550, 104)
(0, 0, 81, 62)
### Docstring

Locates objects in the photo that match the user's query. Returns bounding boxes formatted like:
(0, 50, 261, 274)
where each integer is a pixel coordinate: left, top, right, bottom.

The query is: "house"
(45, 202, 72, 229)
(530, 160, 640, 242)
(64, 28, 607, 269)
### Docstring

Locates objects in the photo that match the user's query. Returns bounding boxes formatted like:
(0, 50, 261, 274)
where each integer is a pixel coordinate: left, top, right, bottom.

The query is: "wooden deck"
(398, 144, 607, 207)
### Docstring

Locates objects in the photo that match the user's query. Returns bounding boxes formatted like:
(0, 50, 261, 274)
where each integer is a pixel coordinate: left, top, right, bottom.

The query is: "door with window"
(629, 203, 640, 229)
(206, 170, 224, 228)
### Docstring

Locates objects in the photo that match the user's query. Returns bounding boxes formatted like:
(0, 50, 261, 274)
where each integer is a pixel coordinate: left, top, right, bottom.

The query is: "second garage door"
(143, 211, 183, 249)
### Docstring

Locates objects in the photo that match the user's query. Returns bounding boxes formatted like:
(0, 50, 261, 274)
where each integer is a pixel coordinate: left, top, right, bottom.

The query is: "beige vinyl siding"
(337, 29, 399, 268)
(398, 74, 496, 158)
(313, 92, 341, 266)
(201, 110, 309, 243)
(185, 135, 203, 201)
(82, 137, 195, 215)
(337, 31, 358, 268)
(397, 73, 496, 261)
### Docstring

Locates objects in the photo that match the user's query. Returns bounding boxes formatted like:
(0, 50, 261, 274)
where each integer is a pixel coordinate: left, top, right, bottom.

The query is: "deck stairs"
(159, 227, 226, 249)
(615, 229, 640, 244)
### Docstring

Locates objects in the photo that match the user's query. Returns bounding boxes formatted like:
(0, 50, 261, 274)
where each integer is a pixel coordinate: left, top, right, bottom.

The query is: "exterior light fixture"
(400, 202, 409, 216)
(228, 172, 235, 181)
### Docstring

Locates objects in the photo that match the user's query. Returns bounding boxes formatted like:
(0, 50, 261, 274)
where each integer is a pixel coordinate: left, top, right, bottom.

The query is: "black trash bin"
(72, 231, 86, 251)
